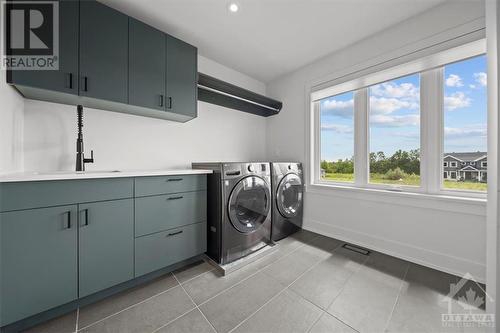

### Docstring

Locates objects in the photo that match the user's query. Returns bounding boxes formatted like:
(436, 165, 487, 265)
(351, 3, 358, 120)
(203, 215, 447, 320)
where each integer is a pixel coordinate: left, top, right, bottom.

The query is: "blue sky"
(320, 55, 487, 161)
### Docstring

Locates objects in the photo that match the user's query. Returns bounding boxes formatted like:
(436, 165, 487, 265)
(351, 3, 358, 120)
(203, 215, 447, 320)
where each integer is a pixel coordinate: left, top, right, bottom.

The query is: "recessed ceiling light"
(228, 3, 239, 13)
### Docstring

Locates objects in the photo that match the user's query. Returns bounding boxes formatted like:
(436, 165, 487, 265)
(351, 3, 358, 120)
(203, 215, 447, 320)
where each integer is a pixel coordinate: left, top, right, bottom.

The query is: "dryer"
(271, 162, 304, 241)
(192, 162, 272, 265)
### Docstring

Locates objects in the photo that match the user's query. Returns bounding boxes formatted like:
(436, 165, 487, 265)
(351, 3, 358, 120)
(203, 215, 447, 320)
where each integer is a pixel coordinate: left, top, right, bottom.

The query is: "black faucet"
(76, 105, 94, 172)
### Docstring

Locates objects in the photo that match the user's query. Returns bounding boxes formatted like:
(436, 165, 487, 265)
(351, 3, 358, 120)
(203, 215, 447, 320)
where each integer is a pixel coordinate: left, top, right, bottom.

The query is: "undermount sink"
(32, 170, 121, 175)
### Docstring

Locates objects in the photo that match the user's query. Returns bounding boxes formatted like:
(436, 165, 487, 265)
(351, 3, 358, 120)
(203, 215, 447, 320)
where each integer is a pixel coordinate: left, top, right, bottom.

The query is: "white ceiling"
(101, 0, 447, 83)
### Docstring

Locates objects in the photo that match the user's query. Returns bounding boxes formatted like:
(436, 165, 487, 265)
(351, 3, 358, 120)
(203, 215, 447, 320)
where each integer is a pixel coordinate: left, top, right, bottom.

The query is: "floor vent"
(342, 243, 370, 256)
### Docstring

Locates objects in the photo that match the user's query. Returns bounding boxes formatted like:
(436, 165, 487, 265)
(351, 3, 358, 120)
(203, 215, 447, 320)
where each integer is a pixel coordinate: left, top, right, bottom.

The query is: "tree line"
(321, 149, 420, 175)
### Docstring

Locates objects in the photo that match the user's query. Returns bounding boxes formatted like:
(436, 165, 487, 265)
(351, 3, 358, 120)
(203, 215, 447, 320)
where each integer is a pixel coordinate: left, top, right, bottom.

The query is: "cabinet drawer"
(0, 178, 134, 212)
(135, 191, 206, 237)
(134, 175, 206, 197)
(135, 222, 207, 277)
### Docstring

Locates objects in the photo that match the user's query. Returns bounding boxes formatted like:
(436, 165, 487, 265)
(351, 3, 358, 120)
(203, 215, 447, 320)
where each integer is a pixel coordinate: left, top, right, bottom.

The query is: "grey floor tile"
(290, 247, 368, 309)
(386, 264, 465, 333)
(232, 289, 322, 333)
(80, 286, 194, 333)
(78, 273, 178, 328)
(182, 262, 261, 305)
(22, 311, 77, 333)
(327, 252, 408, 332)
(262, 243, 330, 287)
(303, 233, 343, 253)
(290, 229, 318, 243)
(199, 271, 285, 333)
(155, 309, 214, 333)
(173, 260, 214, 284)
(309, 312, 358, 333)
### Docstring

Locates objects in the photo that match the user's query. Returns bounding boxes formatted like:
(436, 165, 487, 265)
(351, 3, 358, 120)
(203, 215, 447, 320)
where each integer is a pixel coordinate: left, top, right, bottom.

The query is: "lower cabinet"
(0, 175, 207, 327)
(135, 222, 207, 277)
(0, 206, 78, 326)
(78, 199, 134, 298)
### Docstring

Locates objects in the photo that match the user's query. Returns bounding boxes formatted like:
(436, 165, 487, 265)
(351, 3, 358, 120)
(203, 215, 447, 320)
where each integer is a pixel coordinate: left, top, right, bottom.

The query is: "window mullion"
(354, 88, 369, 186)
(421, 68, 444, 194)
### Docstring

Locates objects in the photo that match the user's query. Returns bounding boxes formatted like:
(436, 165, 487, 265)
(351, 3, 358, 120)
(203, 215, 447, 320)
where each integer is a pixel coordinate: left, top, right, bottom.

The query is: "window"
(369, 74, 420, 187)
(443, 55, 487, 192)
(481, 161, 487, 167)
(311, 39, 486, 198)
(319, 91, 354, 183)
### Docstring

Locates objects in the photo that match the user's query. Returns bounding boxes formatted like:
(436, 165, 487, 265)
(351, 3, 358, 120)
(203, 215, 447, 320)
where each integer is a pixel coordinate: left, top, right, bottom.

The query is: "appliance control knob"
(248, 165, 255, 172)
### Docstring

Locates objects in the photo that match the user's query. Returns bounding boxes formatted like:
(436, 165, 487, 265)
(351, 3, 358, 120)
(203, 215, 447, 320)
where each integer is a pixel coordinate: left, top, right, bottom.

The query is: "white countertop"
(0, 169, 212, 183)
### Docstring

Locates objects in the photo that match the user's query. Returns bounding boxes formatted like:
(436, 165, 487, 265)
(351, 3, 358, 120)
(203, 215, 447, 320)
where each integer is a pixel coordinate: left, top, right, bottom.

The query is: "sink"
(76, 170, 121, 174)
(32, 170, 121, 175)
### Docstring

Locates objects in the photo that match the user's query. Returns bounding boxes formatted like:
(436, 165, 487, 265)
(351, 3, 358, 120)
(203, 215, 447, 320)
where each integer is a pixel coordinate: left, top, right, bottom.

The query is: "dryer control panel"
(223, 163, 270, 179)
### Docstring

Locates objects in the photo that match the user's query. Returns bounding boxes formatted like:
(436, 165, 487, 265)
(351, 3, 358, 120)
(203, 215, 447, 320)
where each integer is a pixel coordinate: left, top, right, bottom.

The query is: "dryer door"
(276, 173, 303, 218)
(228, 176, 271, 233)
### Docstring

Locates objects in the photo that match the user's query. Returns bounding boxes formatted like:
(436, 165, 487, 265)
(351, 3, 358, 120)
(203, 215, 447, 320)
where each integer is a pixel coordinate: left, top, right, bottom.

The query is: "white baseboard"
(304, 218, 486, 283)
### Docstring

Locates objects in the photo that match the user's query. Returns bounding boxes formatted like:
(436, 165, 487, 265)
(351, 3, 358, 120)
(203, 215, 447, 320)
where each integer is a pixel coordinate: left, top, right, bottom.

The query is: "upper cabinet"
(166, 35, 198, 118)
(6, 0, 198, 122)
(79, 0, 128, 103)
(7, 0, 79, 95)
(129, 18, 166, 111)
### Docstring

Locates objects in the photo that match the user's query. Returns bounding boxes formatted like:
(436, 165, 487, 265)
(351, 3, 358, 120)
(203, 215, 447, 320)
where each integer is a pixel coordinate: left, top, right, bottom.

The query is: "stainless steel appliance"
(271, 162, 304, 241)
(192, 162, 272, 265)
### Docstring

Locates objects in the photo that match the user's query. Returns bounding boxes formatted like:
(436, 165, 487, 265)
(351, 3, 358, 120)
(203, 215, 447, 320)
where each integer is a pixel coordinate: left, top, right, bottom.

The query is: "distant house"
(443, 152, 487, 182)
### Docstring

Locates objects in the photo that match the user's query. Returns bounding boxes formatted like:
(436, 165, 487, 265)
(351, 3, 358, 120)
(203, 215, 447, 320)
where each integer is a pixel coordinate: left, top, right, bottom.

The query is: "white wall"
(0, 69, 24, 173)
(266, 1, 488, 280)
(21, 55, 268, 172)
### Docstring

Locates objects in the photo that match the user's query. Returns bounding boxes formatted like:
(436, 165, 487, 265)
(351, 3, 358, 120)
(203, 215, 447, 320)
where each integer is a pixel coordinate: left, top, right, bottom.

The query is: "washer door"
(228, 176, 271, 233)
(277, 173, 303, 218)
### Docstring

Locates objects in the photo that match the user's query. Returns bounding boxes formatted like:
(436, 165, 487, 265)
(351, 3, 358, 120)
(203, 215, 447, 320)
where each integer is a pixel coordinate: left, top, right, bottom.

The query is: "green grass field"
(322, 173, 487, 191)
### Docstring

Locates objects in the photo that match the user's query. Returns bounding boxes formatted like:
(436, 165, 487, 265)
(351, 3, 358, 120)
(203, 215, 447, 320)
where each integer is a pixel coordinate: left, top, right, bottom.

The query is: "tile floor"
(22, 230, 487, 333)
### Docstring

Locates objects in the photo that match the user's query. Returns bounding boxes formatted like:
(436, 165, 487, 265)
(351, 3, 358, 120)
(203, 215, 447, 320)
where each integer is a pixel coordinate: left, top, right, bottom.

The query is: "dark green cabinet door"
(79, 0, 128, 103)
(129, 18, 165, 110)
(7, 0, 79, 94)
(78, 199, 134, 298)
(166, 35, 198, 118)
(0, 205, 78, 326)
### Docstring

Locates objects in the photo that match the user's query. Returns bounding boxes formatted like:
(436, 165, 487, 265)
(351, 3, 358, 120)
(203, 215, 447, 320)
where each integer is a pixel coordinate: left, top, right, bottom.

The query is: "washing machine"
(271, 162, 304, 241)
(192, 162, 272, 265)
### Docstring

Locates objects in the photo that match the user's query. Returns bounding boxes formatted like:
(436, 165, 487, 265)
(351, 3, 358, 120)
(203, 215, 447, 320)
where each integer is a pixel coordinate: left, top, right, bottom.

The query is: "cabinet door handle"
(65, 211, 71, 229)
(167, 196, 183, 201)
(82, 76, 88, 92)
(167, 230, 183, 237)
(166, 178, 183, 182)
(82, 209, 89, 226)
(159, 94, 164, 107)
(167, 97, 172, 109)
(65, 73, 73, 89)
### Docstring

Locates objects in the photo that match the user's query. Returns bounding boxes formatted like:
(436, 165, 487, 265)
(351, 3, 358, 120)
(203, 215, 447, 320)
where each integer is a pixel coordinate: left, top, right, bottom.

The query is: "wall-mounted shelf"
(197, 73, 282, 117)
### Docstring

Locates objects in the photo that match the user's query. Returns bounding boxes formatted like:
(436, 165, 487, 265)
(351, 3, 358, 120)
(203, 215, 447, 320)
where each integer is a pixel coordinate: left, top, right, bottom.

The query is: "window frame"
(310, 39, 487, 199)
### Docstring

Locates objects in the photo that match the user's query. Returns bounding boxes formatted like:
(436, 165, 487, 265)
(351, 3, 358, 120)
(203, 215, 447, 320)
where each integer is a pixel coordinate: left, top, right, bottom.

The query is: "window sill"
(306, 182, 487, 216)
